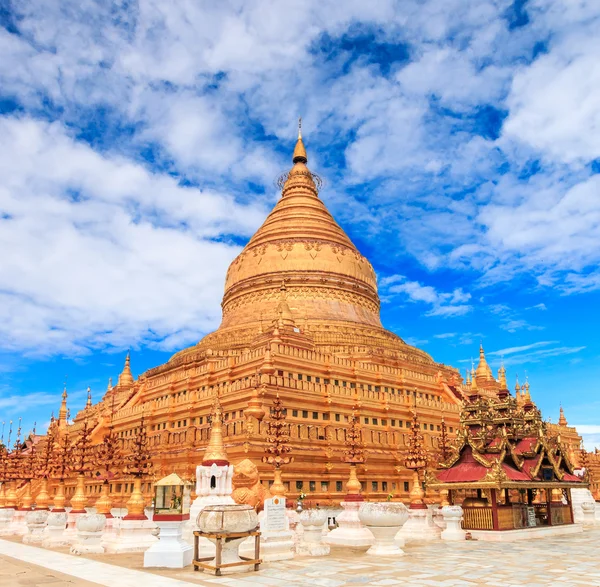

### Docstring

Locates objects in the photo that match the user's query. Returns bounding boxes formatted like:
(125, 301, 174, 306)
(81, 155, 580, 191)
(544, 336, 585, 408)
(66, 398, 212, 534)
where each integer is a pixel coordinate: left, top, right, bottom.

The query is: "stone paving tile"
(2, 527, 600, 586)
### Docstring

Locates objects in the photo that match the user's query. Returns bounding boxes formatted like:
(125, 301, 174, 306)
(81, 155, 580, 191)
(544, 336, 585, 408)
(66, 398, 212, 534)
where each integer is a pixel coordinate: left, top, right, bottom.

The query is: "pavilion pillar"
(490, 489, 499, 531)
(546, 490, 553, 526)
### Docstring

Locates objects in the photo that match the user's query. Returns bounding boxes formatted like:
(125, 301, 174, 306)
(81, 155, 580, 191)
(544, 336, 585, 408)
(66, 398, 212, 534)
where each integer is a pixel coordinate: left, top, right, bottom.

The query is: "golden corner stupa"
(34, 123, 587, 508)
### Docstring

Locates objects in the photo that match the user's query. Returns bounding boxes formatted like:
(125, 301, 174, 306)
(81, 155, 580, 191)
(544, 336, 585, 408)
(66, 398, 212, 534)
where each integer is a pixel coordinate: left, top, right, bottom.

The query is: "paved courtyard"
(1, 528, 599, 587)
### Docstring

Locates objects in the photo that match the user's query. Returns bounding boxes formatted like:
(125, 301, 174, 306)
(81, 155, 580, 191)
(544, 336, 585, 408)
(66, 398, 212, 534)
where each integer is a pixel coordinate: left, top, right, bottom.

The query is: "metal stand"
(193, 529, 261, 576)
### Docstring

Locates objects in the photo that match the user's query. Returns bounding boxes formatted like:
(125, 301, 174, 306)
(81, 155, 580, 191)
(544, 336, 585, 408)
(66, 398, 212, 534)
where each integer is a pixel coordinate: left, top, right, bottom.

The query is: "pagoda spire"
(86, 386, 92, 409)
(498, 361, 507, 390)
(202, 391, 228, 466)
(58, 384, 68, 428)
(292, 117, 307, 164)
(558, 405, 568, 426)
(475, 343, 493, 380)
(117, 351, 134, 387)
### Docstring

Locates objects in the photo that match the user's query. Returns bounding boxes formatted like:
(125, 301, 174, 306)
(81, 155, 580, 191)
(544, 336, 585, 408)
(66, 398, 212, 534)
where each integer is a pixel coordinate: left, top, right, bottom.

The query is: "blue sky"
(0, 1, 599, 449)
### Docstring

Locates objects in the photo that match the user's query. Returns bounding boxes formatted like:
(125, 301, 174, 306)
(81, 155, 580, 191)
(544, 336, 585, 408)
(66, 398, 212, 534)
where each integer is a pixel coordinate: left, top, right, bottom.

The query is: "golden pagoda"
(35, 125, 586, 507)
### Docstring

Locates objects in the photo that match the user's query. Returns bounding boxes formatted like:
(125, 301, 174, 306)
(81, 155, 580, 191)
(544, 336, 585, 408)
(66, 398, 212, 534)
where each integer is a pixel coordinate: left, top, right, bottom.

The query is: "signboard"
(526, 507, 537, 527)
(261, 497, 288, 532)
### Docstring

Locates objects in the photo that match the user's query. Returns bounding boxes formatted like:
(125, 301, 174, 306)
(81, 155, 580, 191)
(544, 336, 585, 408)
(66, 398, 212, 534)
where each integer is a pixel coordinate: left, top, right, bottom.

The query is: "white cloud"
(0, 116, 267, 354)
(381, 275, 472, 317)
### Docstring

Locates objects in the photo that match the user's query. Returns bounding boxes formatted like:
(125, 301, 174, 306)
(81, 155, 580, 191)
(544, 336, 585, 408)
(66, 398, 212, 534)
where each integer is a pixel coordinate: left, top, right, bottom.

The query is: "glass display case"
(153, 473, 191, 518)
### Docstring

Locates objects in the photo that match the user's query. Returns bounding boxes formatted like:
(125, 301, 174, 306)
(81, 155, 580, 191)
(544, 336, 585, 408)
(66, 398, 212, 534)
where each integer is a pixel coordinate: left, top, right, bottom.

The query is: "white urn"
(297, 508, 330, 556)
(197, 504, 259, 572)
(46, 511, 68, 529)
(23, 510, 49, 544)
(581, 502, 596, 526)
(76, 513, 107, 533)
(441, 505, 466, 541)
(358, 502, 409, 556)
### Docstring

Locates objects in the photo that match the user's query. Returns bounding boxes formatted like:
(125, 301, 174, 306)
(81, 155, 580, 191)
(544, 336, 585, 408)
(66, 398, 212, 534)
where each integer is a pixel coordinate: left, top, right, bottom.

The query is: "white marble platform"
(469, 523, 584, 541)
(0, 538, 194, 586)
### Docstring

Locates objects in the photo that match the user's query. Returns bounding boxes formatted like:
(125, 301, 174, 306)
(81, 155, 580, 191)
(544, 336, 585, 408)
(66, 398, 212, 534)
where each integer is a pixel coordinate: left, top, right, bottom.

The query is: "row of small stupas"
(3, 125, 597, 505)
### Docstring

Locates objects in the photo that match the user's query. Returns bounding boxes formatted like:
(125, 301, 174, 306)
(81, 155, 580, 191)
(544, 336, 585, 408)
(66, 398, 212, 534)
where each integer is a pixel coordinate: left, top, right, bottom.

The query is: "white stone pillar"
(296, 509, 329, 556)
(0, 508, 15, 535)
(440, 505, 466, 541)
(395, 505, 441, 544)
(70, 514, 107, 554)
(41, 511, 68, 548)
(7, 509, 28, 537)
(144, 518, 193, 568)
(22, 510, 49, 544)
(324, 500, 374, 549)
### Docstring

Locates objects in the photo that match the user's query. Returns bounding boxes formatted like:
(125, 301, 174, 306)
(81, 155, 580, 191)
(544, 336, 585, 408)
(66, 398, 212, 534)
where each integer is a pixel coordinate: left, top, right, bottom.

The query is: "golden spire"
(475, 343, 493, 380)
(498, 362, 507, 389)
(558, 405, 568, 426)
(86, 386, 92, 409)
(292, 117, 307, 164)
(58, 385, 68, 423)
(117, 351, 134, 387)
(202, 391, 228, 465)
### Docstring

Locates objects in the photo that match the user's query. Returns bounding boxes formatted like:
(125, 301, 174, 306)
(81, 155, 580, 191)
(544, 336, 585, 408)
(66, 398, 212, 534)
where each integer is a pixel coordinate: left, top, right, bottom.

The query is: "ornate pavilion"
(429, 374, 584, 532)
(1, 127, 591, 509)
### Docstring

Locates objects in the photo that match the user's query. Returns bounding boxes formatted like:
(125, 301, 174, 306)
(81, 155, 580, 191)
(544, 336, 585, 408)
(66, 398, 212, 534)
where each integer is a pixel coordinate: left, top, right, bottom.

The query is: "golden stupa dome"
(219, 127, 380, 332)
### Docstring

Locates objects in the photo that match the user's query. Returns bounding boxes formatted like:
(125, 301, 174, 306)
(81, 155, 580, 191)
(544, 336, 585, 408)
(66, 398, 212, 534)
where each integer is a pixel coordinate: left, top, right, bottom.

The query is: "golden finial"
(292, 117, 308, 164)
(498, 361, 507, 389)
(59, 383, 68, 423)
(202, 390, 228, 465)
(558, 405, 567, 426)
(86, 386, 92, 409)
(117, 351, 134, 387)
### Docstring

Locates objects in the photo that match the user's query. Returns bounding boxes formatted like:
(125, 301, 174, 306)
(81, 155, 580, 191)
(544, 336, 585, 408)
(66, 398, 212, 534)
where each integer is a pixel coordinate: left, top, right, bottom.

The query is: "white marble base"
(203, 536, 253, 575)
(144, 521, 193, 569)
(0, 509, 15, 535)
(296, 510, 329, 557)
(395, 507, 440, 544)
(365, 526, 404, 556)
(22, 510, 49, 544)
(440, 505, 466, 541)
(102, 518, 158, 553)
(6, 510, 28, 537)
(70, 531, 105, 554)
(61, 511, 83, 545)
(41, 511, 68, 548)
(469, 523, 584, 542)
(571, 488, 597, 524)
(324, 501, 374, 549)
(240, 529, 294, 562)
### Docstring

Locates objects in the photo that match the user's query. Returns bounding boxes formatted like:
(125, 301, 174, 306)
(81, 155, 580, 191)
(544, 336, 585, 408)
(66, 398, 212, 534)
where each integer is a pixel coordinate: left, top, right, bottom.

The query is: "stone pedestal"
(41, 511, 68, 548)
(571, 488, 597, 524)
(440, 505, 466, 541)
(196, 504, 259, 576)
(395, 505, 441, 544)
(324, 500, 374, 550)
(7, 509, 28, 537)
(296, 509, 329, 556)
(581, 502, 596, 527)
(23, 510, 49, 544)
(240, 498, 294, 562)
(358, 502, 409, 556)
(144, 517, 193, 568)
(61, 511, 83, 545)
(70, 514, 107, 554)
(0, 508, 15, 535)
(102, 517, 158, 553)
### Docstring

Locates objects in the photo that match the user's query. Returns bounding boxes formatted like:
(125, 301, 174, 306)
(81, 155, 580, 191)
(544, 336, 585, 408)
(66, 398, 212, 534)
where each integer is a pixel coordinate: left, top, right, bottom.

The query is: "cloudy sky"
(1, 1, 599, 449)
